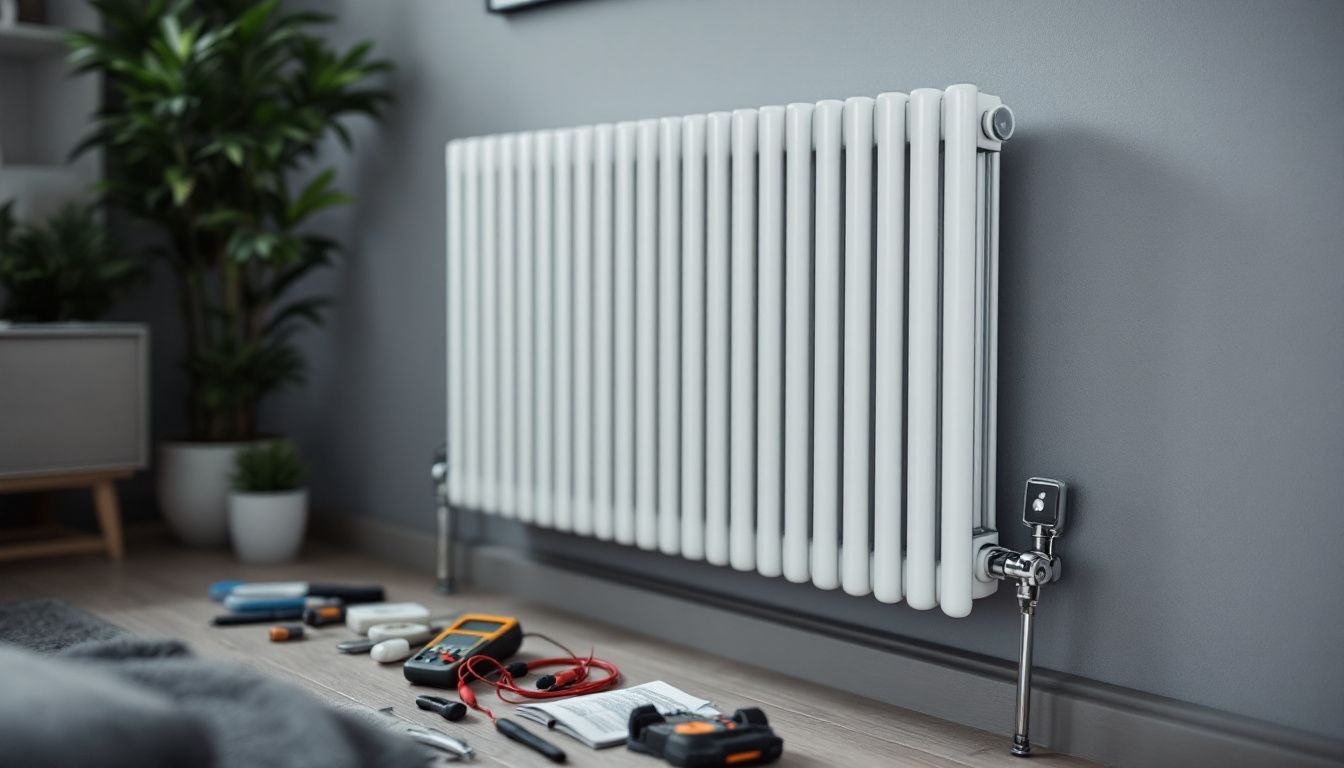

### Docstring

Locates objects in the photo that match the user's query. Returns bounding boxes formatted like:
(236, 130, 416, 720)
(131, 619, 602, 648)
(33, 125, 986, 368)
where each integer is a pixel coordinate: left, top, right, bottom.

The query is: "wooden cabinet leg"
(92, 480, 125, 560)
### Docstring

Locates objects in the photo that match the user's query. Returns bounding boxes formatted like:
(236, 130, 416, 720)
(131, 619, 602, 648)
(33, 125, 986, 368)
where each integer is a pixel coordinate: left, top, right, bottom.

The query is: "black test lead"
(496, 718, 566, 763)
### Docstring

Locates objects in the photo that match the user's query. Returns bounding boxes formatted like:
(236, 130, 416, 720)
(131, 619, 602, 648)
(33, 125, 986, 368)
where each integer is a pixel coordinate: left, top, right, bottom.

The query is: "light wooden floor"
(0, 538, 1093, 768)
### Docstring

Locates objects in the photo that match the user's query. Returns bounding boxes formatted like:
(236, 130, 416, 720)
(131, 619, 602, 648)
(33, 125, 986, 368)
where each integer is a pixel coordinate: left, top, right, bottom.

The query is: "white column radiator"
(446, 84, 1011, 617)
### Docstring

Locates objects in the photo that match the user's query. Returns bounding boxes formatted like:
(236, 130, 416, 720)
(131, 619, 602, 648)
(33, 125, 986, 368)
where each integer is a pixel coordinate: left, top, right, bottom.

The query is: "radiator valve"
(978, 477, 1068, 757)
(431, 446, 454, 594)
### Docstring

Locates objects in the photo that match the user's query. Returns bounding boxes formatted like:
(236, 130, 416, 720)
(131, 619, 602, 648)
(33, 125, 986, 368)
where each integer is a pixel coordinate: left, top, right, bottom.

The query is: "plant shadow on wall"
(67, 0, 392, 546)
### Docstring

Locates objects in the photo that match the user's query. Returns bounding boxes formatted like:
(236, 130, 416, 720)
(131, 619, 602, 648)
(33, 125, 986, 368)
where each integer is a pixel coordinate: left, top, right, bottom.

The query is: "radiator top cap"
(984, 104, 1015, 141)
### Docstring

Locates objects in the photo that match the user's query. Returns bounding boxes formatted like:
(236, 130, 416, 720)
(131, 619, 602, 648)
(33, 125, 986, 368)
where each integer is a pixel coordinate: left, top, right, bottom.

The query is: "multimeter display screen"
(457, 620, 503, 633)
(439, 633, 484, 649)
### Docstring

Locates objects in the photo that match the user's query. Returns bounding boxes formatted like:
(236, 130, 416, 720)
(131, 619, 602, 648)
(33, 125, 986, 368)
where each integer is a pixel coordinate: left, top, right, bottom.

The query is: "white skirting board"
(317, 512, 1344, 768)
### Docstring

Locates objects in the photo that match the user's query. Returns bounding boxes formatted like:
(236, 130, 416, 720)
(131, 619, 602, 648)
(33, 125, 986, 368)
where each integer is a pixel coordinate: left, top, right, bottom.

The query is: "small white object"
(367, 622, 432, 645)
(371, 638, 412, 663)
(345, 603, 431, 635)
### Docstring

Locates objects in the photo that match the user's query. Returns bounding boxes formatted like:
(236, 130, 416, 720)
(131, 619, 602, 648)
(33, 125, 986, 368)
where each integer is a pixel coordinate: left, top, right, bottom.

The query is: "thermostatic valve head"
(1023, 477, 1066, 533)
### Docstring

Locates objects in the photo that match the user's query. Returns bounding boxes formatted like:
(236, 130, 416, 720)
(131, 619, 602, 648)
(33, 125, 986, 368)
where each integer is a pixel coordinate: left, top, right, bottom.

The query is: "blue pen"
(209, 580, 247, 602)
(224, 595, 310, 613)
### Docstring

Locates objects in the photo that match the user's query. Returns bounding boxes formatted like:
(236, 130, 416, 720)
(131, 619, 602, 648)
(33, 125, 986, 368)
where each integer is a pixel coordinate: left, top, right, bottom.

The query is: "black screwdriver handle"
(496, 718, 566, 763)
(416, 695, 467, 721)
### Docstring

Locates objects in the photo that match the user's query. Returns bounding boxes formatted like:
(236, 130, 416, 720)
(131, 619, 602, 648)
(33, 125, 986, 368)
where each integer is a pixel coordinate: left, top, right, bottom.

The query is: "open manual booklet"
(514, 680, 719, 749)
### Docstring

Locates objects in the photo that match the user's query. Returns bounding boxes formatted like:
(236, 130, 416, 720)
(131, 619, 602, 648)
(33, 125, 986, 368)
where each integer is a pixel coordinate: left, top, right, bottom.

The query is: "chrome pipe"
(1012, 606, 1035, 756)
(432, 456, 455, 594)
(435, 498, 454, 594)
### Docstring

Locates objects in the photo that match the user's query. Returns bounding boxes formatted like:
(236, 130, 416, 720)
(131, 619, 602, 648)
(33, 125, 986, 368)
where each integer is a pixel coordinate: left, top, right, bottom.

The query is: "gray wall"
(243, 0, 1344, 742)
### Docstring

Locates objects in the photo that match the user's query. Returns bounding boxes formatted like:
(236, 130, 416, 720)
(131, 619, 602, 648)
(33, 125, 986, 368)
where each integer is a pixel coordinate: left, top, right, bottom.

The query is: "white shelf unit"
(0, 4, 100, 218)
(0, 22, 67, 58)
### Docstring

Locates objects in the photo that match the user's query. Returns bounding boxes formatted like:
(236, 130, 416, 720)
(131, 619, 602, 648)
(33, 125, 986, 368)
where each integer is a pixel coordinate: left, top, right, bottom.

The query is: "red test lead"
(454, 634, 620, 721)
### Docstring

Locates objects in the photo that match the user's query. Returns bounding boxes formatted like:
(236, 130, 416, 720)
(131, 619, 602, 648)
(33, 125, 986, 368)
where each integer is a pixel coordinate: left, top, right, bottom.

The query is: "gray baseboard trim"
(319, 513, 1344, 768)
(317, 508, 441, 572)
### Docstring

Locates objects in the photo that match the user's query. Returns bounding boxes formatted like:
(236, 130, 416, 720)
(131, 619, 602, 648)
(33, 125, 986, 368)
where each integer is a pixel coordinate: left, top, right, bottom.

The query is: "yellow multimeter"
(403, 613, 523, 688)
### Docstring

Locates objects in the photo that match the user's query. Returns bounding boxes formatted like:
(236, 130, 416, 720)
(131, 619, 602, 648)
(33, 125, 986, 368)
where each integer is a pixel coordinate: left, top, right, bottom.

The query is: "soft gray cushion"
(0, 644, 213, 767)
(0, 600, 431, 768)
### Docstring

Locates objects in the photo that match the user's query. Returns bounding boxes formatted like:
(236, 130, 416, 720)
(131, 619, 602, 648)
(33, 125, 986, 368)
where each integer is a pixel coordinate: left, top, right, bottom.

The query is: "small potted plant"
(0, 201, 144, 322)
(228, 440, 308, 564)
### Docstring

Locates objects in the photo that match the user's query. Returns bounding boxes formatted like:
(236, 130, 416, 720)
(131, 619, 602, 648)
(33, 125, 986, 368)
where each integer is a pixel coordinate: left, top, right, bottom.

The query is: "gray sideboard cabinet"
(0, 323, 149, 561)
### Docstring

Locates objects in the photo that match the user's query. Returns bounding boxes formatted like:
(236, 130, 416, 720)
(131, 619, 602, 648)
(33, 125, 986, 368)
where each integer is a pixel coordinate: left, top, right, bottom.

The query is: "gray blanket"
(0, 600, 431, 768)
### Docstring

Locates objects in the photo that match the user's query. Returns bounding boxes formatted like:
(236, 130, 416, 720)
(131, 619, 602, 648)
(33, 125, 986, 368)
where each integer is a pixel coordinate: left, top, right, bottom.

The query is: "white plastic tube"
(572, 126, 595, 536)
(905, 89, 941, 611)
(635, 119, 659, 551)
(841, 96, 874, 598)
(679, 114, 707, 561)
(703, 112, 731, 567)
(657, 117, 682, 556)
(462, 138, 481, 510)
(810, 100, 842, 591)
(755, 105, 785, 579)
(939, 84, 979, 619)
(729, 108, 757, 573)
(497, 134, 517, 518)
(480, 136, 499, 513)
(534, 131, 554, 528)
(553, 129, 574, 532)
(872, 92, 908, 605)
(445, 141, 466, 507)
(592, 125, 616, 540)
(612, 122, 637, 545)
(515, 133, 536, 522)
(782, 103, 813, 585)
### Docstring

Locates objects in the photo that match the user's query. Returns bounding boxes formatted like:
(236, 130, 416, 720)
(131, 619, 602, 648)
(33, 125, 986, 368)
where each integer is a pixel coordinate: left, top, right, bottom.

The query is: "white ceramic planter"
(157, 441, 252, 547)
(228, 489, 308, 564)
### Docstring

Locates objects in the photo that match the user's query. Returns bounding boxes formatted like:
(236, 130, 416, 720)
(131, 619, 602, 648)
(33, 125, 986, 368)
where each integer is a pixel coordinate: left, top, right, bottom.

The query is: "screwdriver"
(415, 695, 467, 721)
(496, 718, 565, 763)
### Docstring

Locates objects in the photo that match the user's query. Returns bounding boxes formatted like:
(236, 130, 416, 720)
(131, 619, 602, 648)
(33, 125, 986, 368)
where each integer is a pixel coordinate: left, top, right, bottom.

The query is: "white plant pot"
(157, 441, 253, 547)
(229, 489, 309, 564)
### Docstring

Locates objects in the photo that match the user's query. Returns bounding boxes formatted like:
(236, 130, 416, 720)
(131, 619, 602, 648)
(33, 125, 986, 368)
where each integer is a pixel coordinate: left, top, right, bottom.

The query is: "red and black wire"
(454, 633, 620, 721)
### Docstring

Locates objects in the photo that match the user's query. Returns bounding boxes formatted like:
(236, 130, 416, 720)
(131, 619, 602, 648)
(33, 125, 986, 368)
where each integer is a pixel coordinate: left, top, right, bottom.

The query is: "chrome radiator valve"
(431, 446, 454, 594)
(977, 478, 1068, 757)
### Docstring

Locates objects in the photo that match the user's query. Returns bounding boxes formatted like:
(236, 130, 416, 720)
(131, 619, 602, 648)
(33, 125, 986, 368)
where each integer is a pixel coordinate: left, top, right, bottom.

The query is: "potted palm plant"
(67, 1, 391, 546)
(229, 439, 306, 563)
